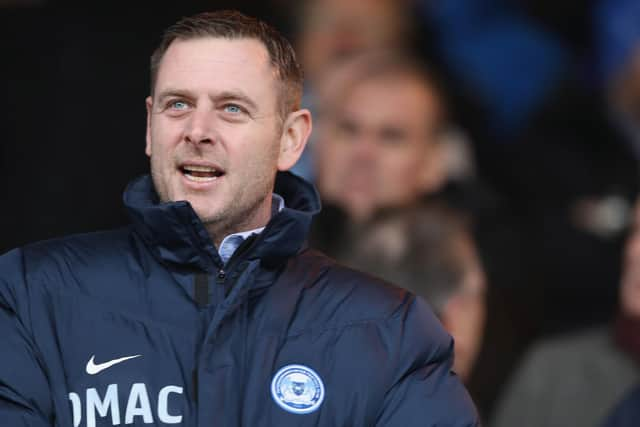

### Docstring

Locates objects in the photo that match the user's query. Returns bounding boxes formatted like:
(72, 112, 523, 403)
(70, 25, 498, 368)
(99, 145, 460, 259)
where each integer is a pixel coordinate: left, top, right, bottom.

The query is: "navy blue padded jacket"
(0, 172, 478, 426)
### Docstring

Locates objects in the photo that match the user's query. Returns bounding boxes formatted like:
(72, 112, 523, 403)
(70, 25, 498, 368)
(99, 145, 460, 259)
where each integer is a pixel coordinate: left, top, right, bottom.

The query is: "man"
(490, 198, 640, 427)
(313, 52, 450, 223)
(0, 10, 477, 427)
(309, 51, 483, 265)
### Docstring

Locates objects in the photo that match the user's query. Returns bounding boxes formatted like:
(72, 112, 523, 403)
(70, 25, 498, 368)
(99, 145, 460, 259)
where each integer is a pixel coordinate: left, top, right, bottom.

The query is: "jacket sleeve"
(0, 249, 54, 426)
(375, 295, 480, 427)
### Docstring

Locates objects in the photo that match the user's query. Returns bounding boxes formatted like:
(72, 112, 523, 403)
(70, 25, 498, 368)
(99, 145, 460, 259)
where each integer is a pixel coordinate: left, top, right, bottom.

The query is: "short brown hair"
(150, 10, 303, 118)
(317, 50, 448, 133)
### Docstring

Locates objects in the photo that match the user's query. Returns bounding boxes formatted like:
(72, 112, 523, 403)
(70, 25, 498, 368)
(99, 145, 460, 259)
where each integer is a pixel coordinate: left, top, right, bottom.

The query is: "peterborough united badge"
(271, 364, 325, 414)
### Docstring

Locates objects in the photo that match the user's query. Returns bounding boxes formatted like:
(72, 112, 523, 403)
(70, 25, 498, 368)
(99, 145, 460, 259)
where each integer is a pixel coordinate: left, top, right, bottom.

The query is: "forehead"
(154, 37, 278, 101)
(339, 75, 440, 130)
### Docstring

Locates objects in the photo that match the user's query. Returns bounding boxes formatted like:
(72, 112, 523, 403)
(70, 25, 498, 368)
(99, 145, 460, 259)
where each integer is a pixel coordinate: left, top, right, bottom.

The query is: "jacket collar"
(123, 172, 321, 272)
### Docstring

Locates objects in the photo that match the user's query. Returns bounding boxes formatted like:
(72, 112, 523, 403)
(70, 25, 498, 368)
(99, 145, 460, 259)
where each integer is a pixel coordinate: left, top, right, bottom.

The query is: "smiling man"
(0, 10, 478, 427)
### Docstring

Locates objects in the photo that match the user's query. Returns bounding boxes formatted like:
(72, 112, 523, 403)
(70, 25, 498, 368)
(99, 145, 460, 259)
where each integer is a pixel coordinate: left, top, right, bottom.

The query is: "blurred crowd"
(283, 0, 640, 424)
(3, 0, 640, 425)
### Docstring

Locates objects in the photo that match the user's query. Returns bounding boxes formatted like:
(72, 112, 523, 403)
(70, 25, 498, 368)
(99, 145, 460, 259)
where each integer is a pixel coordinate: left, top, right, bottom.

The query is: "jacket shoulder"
(25, 227, 132, 267)
(286, 249, 448, 341)
(281, 250, 474, 424)
(22, 227, 132, 256)
(292, 249, 414, 321)
(2, 228, 138, 294)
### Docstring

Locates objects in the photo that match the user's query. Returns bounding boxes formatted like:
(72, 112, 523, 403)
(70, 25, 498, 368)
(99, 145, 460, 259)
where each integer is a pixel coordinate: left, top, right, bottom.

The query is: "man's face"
(316, 75, 443, 221)
(146, 37, 284, 240)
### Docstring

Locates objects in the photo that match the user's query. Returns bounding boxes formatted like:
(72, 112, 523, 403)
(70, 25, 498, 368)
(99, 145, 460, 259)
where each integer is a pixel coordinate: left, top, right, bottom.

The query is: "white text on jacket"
(68, 384, 183, 426)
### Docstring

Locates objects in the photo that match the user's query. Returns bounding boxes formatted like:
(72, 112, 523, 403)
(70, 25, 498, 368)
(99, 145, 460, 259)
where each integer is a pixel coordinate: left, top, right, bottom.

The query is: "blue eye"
(170, 101, 189, 110)
(224, 104, 242, 114)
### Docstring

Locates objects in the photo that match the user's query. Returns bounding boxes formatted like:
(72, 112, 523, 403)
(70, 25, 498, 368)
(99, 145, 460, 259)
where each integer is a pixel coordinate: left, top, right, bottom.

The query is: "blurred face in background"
(315, 73, 445, 222)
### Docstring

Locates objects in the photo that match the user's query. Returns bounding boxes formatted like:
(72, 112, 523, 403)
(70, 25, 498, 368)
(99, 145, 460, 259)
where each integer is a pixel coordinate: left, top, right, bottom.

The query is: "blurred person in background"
(490, 198, 640, 427)
(415, 10, 640, 419)
(288, 0, 414, 181)
(309, 51, 490, 260)
(419, 0, 640, 334)
(345, 203, 487, 384)
(313, 51, 450, 224)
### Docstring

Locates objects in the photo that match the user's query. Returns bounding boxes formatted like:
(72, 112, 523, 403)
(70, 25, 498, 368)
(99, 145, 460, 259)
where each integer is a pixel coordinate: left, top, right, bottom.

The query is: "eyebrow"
(215, 90, 259, 112)
(155, 88, 259, 112)
(155, 89, 195, 104)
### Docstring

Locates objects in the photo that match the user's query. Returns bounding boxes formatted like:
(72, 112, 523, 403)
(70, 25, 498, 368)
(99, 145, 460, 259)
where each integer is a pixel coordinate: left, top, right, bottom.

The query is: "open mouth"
(180, 164, 225, 182)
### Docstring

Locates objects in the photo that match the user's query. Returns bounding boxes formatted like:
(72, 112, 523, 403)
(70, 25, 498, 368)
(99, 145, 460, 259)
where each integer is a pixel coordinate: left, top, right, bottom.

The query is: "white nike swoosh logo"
(86, 354, 142, 375)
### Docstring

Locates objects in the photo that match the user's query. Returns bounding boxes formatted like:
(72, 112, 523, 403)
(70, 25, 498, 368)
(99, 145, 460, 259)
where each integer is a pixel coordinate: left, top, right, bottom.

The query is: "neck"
(206, 196, 273, 248)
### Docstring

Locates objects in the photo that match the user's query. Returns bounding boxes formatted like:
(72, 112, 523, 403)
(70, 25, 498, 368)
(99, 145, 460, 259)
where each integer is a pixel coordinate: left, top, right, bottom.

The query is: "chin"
(193, 198, 229, 220)
(189, 204, 218, 221)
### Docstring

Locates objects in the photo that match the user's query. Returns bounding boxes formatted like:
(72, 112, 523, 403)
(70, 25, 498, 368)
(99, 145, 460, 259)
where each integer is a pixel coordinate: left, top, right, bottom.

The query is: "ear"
(145, 96, 153, 157)
(277, 109, 312, 171)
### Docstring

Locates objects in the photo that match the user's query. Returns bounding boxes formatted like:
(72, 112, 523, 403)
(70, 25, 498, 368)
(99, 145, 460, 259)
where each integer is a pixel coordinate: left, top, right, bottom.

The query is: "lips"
(179, 163, 225, 183)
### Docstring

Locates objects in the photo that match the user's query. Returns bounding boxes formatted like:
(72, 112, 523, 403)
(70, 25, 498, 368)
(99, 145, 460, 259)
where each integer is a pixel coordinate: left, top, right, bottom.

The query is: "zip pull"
(216, 269, 226, 282)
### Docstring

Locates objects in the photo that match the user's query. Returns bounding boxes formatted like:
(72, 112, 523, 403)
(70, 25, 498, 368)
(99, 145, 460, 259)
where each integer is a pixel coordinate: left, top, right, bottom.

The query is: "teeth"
(183, 165, 217, 173)
(184, 174, 218, 182)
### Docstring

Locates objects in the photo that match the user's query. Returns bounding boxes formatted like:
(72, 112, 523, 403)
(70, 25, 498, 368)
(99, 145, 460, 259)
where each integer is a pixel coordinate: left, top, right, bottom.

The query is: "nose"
(184, 107, 215, 145)
(350, 133, 378, 166)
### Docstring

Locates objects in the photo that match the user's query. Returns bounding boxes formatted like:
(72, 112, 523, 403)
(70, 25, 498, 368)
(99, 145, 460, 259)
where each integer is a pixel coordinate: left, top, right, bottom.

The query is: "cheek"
(150, 122, 184, 159)
(320, 138, 347, 163)
(152, 117, 183, 142)
(377, 152, 422, 189)
(326, 145, 353, 180)
(380, 143, 421, 169)
(233, 136, 280, 179)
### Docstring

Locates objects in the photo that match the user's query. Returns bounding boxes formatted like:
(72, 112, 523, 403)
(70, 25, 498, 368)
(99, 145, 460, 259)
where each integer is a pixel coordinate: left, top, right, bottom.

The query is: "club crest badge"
(271, 364, 325, 414)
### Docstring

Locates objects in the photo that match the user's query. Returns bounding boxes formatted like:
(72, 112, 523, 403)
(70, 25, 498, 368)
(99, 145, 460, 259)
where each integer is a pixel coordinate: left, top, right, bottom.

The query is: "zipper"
(194, 273, 209, 308)
(217, 233, 260, 295)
